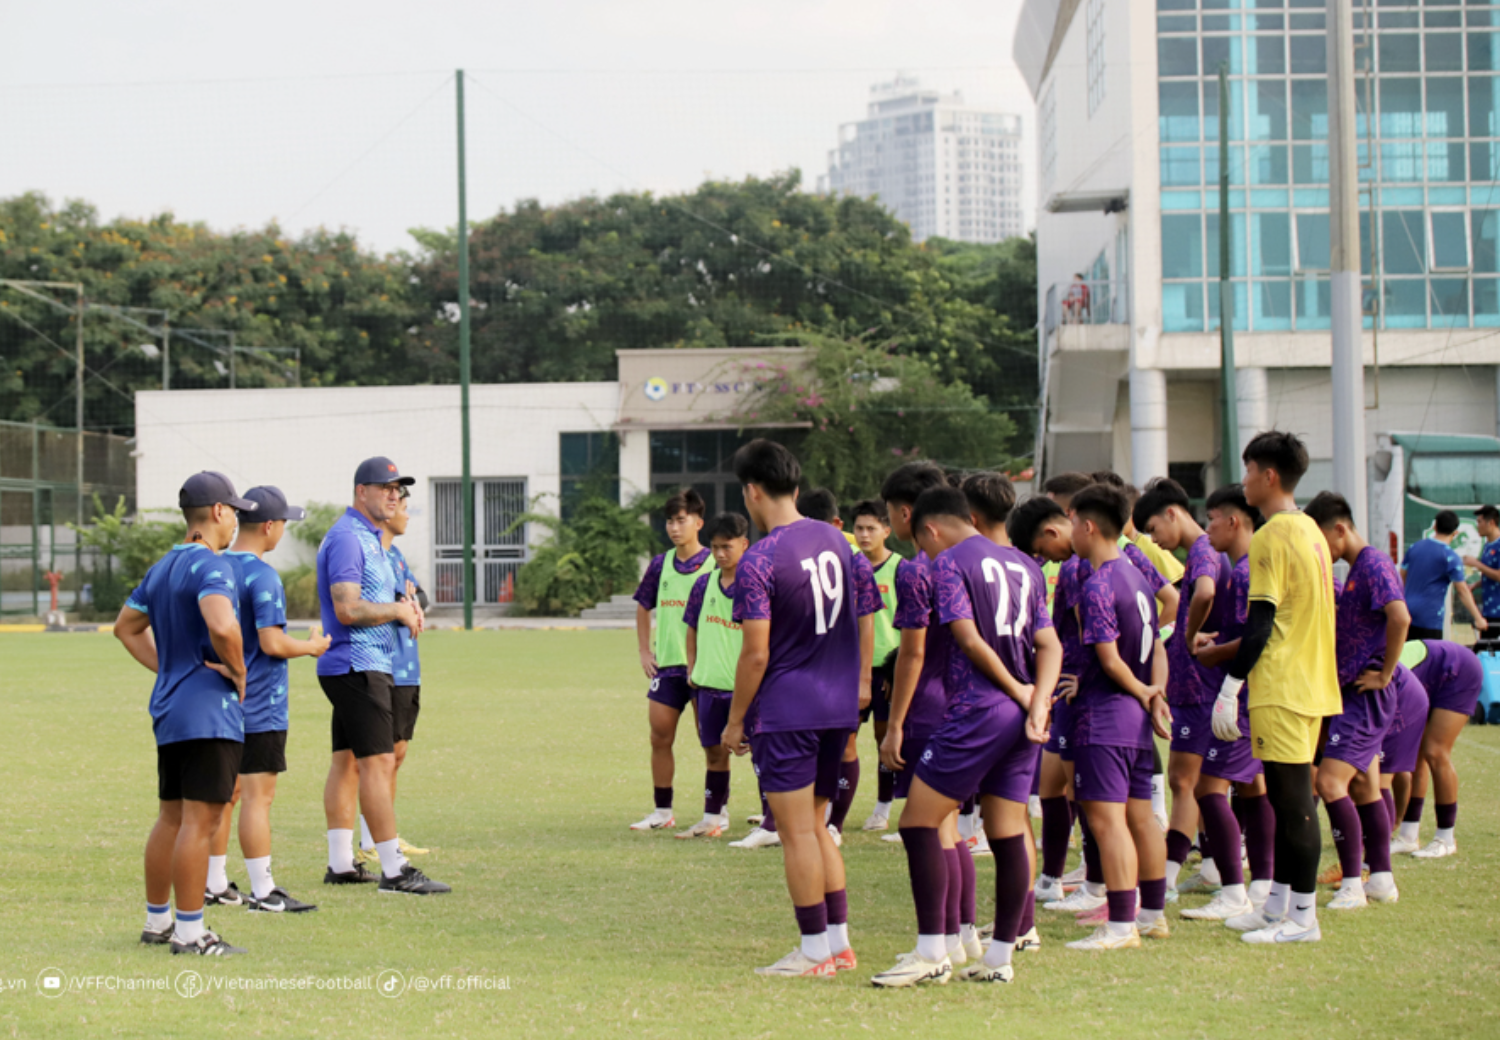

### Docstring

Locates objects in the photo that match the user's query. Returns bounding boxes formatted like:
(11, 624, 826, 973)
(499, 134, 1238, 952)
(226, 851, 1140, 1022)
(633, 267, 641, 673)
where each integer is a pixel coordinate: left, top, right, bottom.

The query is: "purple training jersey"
(1167, 535, 1233, 706)
(1054, 555, 1087, 676)
(733, 518, 881, 734)
(892, 553, 952, 731)
(1073, 557, 1158, 751)
(932, 535, 1052, 719)
(1335, 546, 1407, 688)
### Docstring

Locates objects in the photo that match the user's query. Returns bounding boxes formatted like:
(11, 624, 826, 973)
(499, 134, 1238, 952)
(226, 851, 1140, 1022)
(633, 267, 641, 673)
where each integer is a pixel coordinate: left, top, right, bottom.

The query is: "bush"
(72, 495, 186, 615)
(512, 485, 667, 617)
(291, 502, 343, 551)
(279, 564, 320, 621)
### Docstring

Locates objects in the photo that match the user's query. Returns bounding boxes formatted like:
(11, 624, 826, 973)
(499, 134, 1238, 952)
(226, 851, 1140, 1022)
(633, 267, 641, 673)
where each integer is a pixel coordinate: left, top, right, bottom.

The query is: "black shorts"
(393, 685, 421, 743)
(320, 671, 396, 759)
(240, 730, 288, 775)
(157, 738, 242, 803)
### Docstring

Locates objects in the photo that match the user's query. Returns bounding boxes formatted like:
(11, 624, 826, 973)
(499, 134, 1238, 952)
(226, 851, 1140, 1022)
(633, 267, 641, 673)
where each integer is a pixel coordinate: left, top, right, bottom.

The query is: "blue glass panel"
(1163, 215, 1206, 279)
(1163, 283, 1207, 332)
(1384, 211, 1427, 275)
(1474, 278, 1500, 328)
(1378, 34, 1421, 73)
(1427, 141, 1466, 183)
(1252, 212, 1293, 277)
(1250, 189, 1290, 207)
(1159, 15, 1196, 32)
(1429, 186, 1466, 205)
(1295, 213, 1330, 271)
(1202, 80, 1245, 140)
(1471, 143, 1500, 184)
(1207, 280, 1251, 331)
(1162, 147, 1203, 186)
(1294, 275, 1331, 329)
(1379, 78, 1422, 137)
(1383, 280, 1427, 328)
(1430, 280, 1470, 329)
(1247, 33, 1286, 74)
(1382, 187, 1425, 206)
(1293, 188, 1329, 207)
(1250, 145, 1289, 184)
(1380, 142, 1425, 183)
(1253, 280, 1293, 330)
(1162, 191, 1204, 210)
(1290, 79, 1328, 139)
(1293, 144, 1328, 184)
(1426, 78, 1464, 137)
(1204, 145, 1247, 185)
(1470, 76, 1500, 137)
(1160, 38, 1199, 77)
(1470, 32, 1500, 73)
(1248, 81, 1288, 140)
(1289, 36, 1326, 74)
(1159, 83, 1202, 142)
(1206, 213, 1248, 278)
(1426, 33, 1465, 72)
(1202, 35, 1243, 75)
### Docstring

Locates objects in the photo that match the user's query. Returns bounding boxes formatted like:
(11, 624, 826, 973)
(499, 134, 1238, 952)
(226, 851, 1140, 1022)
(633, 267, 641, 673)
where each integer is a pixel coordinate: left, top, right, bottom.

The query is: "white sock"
(359, 815, 376, 851)
(1221, 882, 1248, 905)
(1248, 879, 1271, 905)
(1264, 881, 1290, 920)
(1085, 881, 1106, 898)
(916, 934, 947, 962)
(874, 801, 892, 817)
(1366, 870, 1395, 893)
(1164, 860, 1183, 890)
(207, 855, 229, 894)
(1435, 826, 1456, 845)
(1199, 857, 1221, 886)
(245, 856, 274, 901)
(174, 909, 205, 945)
(1288, 890, 1317, 928)
(945, 933, 962, 955)
(1138, 908, 1163, 926)
(983, 937, 1014, 968)
(146, 902, 172, 932)
(1398, 820, 1420, 843)
(827, 922, 850, 955)
(801, 930, 832, 963)
(960, 923, 979, 946)
(375, 837, 406, 879)
(1106, 919, 1135, 938)
(701, 812, 718, 827)
(1338, 876, 1364, 896)
(327, 829, 355, 873)
(1150, 774, 1167, 817)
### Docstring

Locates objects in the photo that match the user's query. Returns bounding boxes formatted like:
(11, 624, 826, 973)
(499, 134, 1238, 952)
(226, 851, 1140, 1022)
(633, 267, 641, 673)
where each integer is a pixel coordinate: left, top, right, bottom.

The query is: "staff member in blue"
(115, 471, 254, 956)
(317, 457, 449, 895)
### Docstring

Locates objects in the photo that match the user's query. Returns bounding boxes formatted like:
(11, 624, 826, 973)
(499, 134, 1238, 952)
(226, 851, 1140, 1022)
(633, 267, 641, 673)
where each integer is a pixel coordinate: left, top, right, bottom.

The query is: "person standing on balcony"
(1063, 273, 1091, 324)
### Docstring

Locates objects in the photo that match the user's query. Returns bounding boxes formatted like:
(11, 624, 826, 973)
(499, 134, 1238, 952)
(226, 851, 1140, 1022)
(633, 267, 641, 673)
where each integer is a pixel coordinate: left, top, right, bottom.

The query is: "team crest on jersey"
(921, 749, 934, 763)
(650, 678, 661, 693)
(1207, 748, 1218, 760)
(1330, 733, 1341, 745)
(1179, 725, 1191, 737)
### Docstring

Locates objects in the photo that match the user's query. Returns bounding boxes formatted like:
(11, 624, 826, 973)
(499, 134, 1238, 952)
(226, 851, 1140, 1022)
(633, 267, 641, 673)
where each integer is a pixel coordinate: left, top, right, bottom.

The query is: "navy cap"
(240, 485, 306, 522)
(354, 456, 415, 487)
(179, 471, 256, 511)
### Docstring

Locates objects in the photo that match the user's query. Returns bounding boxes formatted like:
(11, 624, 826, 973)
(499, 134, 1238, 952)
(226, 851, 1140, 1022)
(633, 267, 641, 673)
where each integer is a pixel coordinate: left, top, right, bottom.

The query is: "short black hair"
(1042, 471, 1092, 499)
(733, 439, 801, 497)
(962, 471, 1017, 525)
(1434, 509, 1460, 535)
(703, 512, 749, 542)
(1304, 491, 1355, 529)
(800, 487, 839, 524)
(1205, 484, 1262, 529)
(663, 487, 706, 519)
(1241, 430, 1309, 490)
(1476, 505, 1500, 525)
(881, 461, 948, 507)
(852, 498, 890, 525)
(1070, 483, 1129, 539)
(1131, 477, 1192, 531)
(182, 505, 216, 526)
(1007, 495, 1066, 553)
(909, 486, 974, 538)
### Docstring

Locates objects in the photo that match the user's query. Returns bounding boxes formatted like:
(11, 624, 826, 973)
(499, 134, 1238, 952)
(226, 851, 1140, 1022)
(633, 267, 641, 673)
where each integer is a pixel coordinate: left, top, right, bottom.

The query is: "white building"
(820, 75, 1025, 243)
(1017, 0, 1500, 498)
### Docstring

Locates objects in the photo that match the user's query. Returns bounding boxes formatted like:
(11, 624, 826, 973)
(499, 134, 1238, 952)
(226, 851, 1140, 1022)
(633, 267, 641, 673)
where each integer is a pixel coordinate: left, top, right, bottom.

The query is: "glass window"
(1161, 147, 1203, 186)
(1250, 145, 1289, 184)
(1296, 213, 1331, 271)
(1159, 14, 1195, 32)
(1162, 215, 1205, 279)
(1470, 33, 1500, 74)
(1248, 34, 1286, 74)
(1426, 78, 1464, 138)
(1475, 279, 1500, 328)
(1157, 0, 1194, 10)
(1289, 36, 1326, 74)
(1207, 280, 1250, 331)
(1425, 34, 1464, 73)
(1290, 79, 1327, 139)
(1159, 37, 1198, 77)
(1472, 142, 1500, 184)
(1427, 140, 1466, 182)
(1471, 77, 1500, 137)
(1431, 212, 1471, 270)
(1475, 211, 1500, 275)
(1253, 280, 1294, 330)
(1249, 81, 1288, 140)
(1384, 211, 1427, 275)
(1251, 14, 1284, 32)
(1292, 143, 1329, 184)
(1378, 34, 1421, 73)
(1379, 78, 1422, 137)
(1159, 82, 1201, 142)
(1430, 280, 1470, 327)
(1252, 213, 1293, 276)
(1205, 144, 1247, 185)
(1206, 213, 1248, 279)
(1383, 280, 1427, 328)
(1380, 141, 1425, 182)
(1163, 283, 1206, 332)
(1202, 36, 1242, 76)
(1202, 79, 1244, 141)
(650, 431, 684, 474)
(1294, 275, 1331, 329)
(685, 431, 718, 473)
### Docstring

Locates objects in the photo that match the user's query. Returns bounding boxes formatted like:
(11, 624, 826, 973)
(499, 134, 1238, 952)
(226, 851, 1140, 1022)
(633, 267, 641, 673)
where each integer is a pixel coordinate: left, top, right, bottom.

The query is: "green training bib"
(654, 551, 714, 668)
(690, 572, 742, 691)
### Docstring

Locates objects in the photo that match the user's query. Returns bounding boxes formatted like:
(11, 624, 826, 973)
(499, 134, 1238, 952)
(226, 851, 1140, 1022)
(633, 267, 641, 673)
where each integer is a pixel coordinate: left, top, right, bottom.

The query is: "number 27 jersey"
(733, 518, 881, 734)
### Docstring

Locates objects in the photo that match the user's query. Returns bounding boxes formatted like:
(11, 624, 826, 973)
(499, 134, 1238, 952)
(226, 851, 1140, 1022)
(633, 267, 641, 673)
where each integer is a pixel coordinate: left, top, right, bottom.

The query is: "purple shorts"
(1073, 744, 1154, 804)
(1323, 680, 1399, 771)
(894, 725, 935, 799)
(915, 702, 1039, 805)
(1044, 696, 1074, 760)
(647, 671, 695, 712)
(1168, 699, 1215, 758)
(751, 727, 849, 797)
(695, 688, 732, 749)
(1379, 666, 1430, 775)
(1413, 641, 1484, 717)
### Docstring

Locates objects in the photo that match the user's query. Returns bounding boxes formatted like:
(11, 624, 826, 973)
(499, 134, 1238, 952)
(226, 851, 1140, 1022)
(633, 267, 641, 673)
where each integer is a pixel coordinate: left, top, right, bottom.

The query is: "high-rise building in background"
(819, 75, 1025, 243)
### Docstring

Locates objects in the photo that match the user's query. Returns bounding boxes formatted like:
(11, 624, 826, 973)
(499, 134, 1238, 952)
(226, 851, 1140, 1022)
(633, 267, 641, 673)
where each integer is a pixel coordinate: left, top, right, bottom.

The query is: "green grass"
(4, 629, 1500, 1039)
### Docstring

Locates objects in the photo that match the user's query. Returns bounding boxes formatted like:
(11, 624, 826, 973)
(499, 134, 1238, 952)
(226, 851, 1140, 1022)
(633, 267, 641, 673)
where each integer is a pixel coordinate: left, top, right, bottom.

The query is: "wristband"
(1218, 675, 1245, 700)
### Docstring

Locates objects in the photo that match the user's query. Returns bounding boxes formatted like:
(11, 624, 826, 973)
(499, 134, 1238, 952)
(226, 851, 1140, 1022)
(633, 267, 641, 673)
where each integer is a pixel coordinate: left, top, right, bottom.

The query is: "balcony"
(1037, 277, 1131, 479)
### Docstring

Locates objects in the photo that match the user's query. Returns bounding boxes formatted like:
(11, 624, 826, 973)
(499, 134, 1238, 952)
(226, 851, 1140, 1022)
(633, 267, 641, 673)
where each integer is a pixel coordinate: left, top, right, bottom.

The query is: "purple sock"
(1140, 877, 1167, 913)
(954, 838, 977, 926)
(654, 786, 672, 811)
(877, 765, 896, 803)
(1242, 794, 1276, 882)
(899, 826, 949, 936)
(704, 770, 730, 816)
(1106, 888, 1137, 925)
(793, 901, 828, 940)
(943, 847, 962, 935)
(828, 759, 860, 832)
(1040, 796, 1071, 878)
(1325, 796, 1364, 878)
(1197, 793, 1245, 886)
(1436, 802, 1457, 829)
(825, 888, 848, 926)
(1165, 828, 1194, 868)
(1403, 795, 1425, 825)
(1358, 800, 1392, 874)
(1080, 813, 1103, 884)
(990, 834, 1029, 944)
(1019, 890, 1036, 936)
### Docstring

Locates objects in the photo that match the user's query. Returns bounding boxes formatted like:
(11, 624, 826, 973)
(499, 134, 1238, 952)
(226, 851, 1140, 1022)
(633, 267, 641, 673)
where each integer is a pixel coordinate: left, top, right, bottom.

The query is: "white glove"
(1212, 676, 1244, 741)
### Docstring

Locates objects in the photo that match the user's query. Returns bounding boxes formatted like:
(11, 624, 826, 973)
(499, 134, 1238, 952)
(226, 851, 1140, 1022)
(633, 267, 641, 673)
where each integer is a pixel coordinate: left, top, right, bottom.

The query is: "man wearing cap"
(317, 457, 449, 895)
(210, 486, 332, 914)
(114, 472, 253, 956)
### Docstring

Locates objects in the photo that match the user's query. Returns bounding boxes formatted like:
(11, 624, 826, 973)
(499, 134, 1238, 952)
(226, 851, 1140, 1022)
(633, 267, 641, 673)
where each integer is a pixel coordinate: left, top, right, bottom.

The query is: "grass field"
(5, 629, 1500, 1039)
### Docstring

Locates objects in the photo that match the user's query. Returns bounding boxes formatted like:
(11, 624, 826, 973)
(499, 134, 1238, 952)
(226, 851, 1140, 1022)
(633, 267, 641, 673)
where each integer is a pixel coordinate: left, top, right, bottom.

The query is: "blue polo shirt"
(126, 542, 245, 746)
(1402, 537, 1464, 631)
(387, 543, 421, 686)
(1479, 539, 1500, 619)
(226, 551, 291, 734)
(317, 508, 397, 676)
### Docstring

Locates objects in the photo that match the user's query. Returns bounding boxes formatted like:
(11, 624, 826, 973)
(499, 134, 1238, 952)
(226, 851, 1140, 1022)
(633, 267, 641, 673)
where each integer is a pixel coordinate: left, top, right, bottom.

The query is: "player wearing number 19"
(721, 440, 881, 978)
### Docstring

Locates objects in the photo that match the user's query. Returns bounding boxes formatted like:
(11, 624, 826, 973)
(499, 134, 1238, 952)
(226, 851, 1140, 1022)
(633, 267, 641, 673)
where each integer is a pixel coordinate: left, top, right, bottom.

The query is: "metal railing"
(1044, 278, 1129, 336)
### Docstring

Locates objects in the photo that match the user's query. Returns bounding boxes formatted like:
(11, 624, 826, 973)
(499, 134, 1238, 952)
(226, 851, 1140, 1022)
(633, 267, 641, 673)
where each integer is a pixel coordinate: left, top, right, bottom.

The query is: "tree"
(70, 495, 184, 614)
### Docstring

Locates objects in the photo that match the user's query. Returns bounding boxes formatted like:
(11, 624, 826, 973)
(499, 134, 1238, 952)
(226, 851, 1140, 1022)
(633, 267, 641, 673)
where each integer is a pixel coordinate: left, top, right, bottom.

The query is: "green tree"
(70, 495, 185, 614)
(291, 501, 344, 552)
(512, 484, 667, 617)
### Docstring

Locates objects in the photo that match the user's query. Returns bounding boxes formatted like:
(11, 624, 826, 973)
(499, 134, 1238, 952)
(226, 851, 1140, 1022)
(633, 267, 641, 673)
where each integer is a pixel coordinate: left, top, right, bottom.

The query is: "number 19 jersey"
(733, 518, 881, 734)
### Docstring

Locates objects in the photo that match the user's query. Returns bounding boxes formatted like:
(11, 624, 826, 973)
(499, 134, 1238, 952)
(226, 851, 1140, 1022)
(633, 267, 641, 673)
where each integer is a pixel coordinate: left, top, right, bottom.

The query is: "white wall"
(134, 383, 621, 583)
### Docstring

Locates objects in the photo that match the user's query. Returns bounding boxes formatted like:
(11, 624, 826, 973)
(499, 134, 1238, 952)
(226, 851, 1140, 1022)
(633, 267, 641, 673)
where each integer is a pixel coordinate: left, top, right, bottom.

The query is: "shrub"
(71, 496, 185, 615)
(512, 484, 667, 617)
(279, 563, 320, 620)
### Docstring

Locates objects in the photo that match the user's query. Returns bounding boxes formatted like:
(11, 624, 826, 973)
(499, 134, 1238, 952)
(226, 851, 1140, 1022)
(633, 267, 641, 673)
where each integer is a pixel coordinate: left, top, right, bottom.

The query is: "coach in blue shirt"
(1463, 505, 1500, 630)
(316, 457, 449, 895)
(1402, 510, 1488, 642)
(115, 470, 253, 956)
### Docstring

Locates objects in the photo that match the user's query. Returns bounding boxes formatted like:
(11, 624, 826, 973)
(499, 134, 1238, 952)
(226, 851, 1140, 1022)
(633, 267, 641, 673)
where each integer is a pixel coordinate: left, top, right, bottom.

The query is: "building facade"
(820, 75, 1026, 243)
(1017, 0, 1500, 498)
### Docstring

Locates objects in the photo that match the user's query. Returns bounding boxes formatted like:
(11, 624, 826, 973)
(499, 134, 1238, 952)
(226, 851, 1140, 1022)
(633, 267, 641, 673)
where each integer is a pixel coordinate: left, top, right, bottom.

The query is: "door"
(431, 478, 529, 605)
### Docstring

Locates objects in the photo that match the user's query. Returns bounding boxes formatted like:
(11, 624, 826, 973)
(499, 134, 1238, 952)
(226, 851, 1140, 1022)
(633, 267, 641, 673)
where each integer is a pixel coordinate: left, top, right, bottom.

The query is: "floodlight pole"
(457, 69, 475, 630)
(1328, 0, 1367, 529)
(75, 284, 85, 587)
(1217, 63, 1239, 489)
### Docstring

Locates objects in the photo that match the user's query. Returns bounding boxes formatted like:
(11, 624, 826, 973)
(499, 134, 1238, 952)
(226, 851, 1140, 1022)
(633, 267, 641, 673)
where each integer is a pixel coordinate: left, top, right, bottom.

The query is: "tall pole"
(162, 317, 171, 391)
(75, 285, 85, 595)
(1328, 0, 1367, 529)
(457, 69, 475, 631)
(1218, 63, 1239, 489)
(229, 329, 237, 390)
